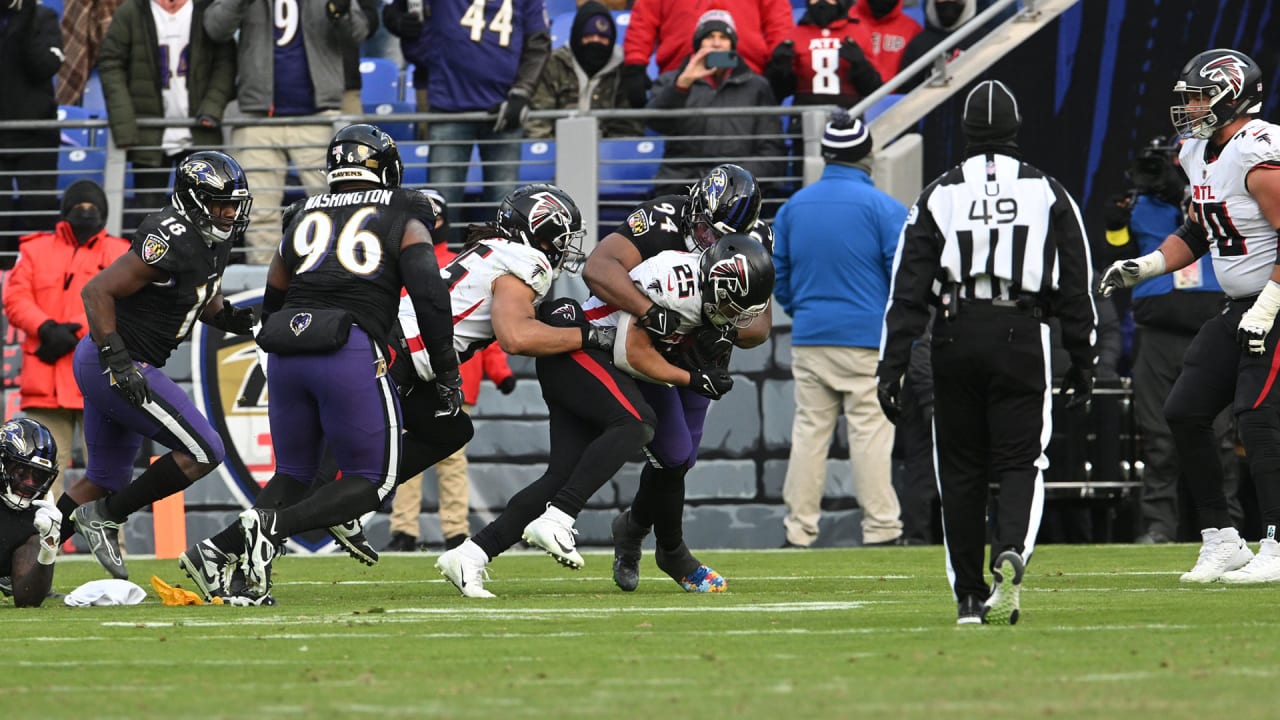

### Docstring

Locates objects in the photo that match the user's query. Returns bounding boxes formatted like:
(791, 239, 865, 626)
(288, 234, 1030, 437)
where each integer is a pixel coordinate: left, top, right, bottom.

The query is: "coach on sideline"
(876, 79, 1097, 626)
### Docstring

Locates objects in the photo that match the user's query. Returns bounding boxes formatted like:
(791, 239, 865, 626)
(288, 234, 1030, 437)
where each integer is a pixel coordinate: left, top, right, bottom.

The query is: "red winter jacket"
(848, 2, 923, 82)
(2, 223, 130, 409)
(623, 0, 795, 75)
(434, 243, 515, 406)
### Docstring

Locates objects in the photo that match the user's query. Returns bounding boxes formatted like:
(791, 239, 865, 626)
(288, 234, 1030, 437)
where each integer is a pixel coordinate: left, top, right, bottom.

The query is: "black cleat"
(611, 511, 646, 592)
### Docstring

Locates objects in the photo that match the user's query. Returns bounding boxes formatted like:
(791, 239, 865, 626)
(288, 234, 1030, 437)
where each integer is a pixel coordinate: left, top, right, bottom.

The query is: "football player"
(0, 419, 62, 607)
(583, 164, 774, 593)
(61, 151, 255, 581)
(435, 233, 772, 598)
(1100, 49, 1280, 583)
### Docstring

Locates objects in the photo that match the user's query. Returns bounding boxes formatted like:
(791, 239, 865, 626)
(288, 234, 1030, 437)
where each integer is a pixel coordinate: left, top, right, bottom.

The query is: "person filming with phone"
(647, 9, 784, 198)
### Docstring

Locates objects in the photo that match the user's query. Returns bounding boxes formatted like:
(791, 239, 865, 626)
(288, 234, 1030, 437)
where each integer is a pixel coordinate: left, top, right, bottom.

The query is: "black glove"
(493, 89, 530, 133)
(620, 63, 651, 109)
(399, 10, 424, 38)
(840, 37, 883, 96)
(36, 320, 81, 364)
(764, 40, 797, 99)
(689, 365, 733, 400)
(497, 375, 516, 395)
(638, 303, 682, 340)
(98, 333, 151, 408)
(208, 304, 257, 336)
(433, 367, 464, 417)
(1061, 364, 1094, 411)
(877, 377, 901, 425)
(1103, 194, 1133, 232)
(582, 325, 616, 353)
(326, 0, 350, 18)
(691, 325, 737, 369)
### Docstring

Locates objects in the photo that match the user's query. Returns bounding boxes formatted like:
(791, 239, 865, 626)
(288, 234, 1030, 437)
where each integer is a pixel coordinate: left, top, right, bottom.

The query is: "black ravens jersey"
(616, 195, 695, 259)
(279, 188, 436, 345)
(116, 206, 233, 367)
(0, 506, 35, 577)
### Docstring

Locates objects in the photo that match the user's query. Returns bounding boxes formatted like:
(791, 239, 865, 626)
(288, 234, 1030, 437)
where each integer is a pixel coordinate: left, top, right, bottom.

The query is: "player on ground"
(0, 419, 62, 607)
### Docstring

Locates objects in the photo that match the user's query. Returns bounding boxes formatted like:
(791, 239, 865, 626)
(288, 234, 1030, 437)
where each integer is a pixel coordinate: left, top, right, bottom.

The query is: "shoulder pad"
(1236, 121, 1280, 168)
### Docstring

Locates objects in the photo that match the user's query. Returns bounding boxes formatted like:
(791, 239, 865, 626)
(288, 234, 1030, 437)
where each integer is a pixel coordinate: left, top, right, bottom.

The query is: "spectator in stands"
(647, 10, 784, 197)
(774, 111, 905, 548)
(0, 0, 62, 266)
(527, 1, 645, 139)
(98, 0, 236, 231)
(383, 189, 517, 553)
(403, 0, 549, 244)
(204, 0, 374, 264)
(847, 0, 922, 85)
(621, 0, 794, 109)
(2, 180, 129, 500)
(342, 0, 381, 115)
(764, 0, 882, 108)
(1103, 138, 1238, 544)
(382, 0, 429, 139)
(898, 0, 977, 91)
(55, 0, 125, 106)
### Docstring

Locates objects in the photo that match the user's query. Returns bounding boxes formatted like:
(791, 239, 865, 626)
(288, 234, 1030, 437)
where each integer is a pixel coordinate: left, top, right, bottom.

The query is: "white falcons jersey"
(399, 239, 553, 380)
(1182, 118, 1280, 299)
(582, 250, 705, 357)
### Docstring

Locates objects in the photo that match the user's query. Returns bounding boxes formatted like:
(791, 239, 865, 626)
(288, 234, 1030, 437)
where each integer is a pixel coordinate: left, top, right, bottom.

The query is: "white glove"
(252, 322, 268, 379)
(1238, 281, 1280, 357)
(31, 497, 62, 565)
(1098, 250, 1166, 297)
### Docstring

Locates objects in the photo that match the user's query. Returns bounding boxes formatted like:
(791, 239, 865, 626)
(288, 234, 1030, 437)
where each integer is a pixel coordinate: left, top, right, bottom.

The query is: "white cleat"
(1180, 527, 1253, 583)
(1220, 538, 1280, 584)
(522, 504, 585, 570)
(982, 550, 1025, 625)
(435, 544, 496, 598)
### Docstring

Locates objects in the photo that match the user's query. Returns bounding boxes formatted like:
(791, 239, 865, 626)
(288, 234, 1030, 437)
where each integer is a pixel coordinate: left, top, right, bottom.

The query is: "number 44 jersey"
(1181, 118, 1280, 299)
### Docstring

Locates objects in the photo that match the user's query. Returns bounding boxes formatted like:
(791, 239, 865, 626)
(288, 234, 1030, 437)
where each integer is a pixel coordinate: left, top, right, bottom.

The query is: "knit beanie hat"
(61, 178, 109, 218)
(571, 1, 615, 50)
(962, 79, 1021, 143)
(822, 110, 873, 166)
(692, 9, 737, 50)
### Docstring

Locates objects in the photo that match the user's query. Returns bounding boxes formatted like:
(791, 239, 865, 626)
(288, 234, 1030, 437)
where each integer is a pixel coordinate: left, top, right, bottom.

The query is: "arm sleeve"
(25, 8, 64, 80)
(1173, 216, 1212, 259)
(622, 0, 657, 67)
(202, 0, 247, 42)
(401, 242, 458, 374)
(97, 8, 138, 144)
(761, 0, 798, 48)
(1, 246, 49, 335)
(511, 8, 551, 97)
(1046, 178, 1098, 370)
(878, 190, 943, 381)
(645, 71, 688, 135)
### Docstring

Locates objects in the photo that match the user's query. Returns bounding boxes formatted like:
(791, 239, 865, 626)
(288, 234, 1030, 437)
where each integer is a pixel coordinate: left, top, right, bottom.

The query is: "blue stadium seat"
(401, 141, 431, 187)
(57, 106, 94, 147)
(520, 141, 555, 183)
(57, 148, 106, 190)
(550, 11, 574, 49)
(790, 0, 806, 8)
(359, 57, 402, 105)
(598, 138, 663, 198)
(902, 4, 925, 27)
(613, 11, 630, 46)
(367, 102, 416, 142)
(41, 0, 62, 16)
(793, 7, 804, 22)
(865, 93, 904, 122)
(544, 0, 576, 18)
(465, 145, 483, 195)
(80, 71, 106, 115)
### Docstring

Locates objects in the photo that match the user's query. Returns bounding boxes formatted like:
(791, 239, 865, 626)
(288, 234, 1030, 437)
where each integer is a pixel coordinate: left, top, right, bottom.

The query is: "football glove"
(692, 326, 737, 369)
(1237, 280, 1280, 357)
(877, 377, 902, 425)
(99, 333, 151, 408)
(1061, 364, 1094, 411)
(582, 325, 616, 353)
(32, 497, 62, 565)
(208, 303, 256, 335)
(434, 368, 465, 417)
(1098, 250, 1165, 297)
(689, 365, 733, 400)
(638, 303, 682, 340)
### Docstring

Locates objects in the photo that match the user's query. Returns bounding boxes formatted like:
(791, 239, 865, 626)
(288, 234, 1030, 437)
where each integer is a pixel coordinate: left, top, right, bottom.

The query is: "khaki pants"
(23, 406, 83, 501)
(231, 115, 336, 264)
(783, 345, 902, 545)
(388, 404, 472, 539)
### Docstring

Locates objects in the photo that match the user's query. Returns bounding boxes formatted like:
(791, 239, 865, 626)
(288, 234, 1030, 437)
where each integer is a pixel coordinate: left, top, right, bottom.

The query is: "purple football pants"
(637, 383, 710, 470)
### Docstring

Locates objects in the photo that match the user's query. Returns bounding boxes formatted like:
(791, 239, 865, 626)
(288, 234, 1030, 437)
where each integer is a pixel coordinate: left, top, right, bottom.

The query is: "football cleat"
(435, 545, 496, 598)
(982, 550, 1025, 625)
(611, 511, 647, 592)
(521, 504, 584, 570)
(1220, 538, 1280, 584)
(239, 509, 279, 596)
(72, 499, 128, 580)
(178, 539, 236, 601)
(675, 564, 727, 593)
(212, 593, 277, 607)
(655, 542, 725, 592)
(328, 518, 379, 566)
(1180, 527, 1253, 583)
(0, 576, 10, 597)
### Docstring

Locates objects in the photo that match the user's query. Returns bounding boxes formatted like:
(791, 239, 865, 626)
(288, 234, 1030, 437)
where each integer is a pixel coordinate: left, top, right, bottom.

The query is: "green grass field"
(4, 545, 1276, 719)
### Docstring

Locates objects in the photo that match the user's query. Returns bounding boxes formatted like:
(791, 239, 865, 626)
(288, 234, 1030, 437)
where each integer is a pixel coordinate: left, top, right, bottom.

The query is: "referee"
(877, 80, 1097, 625)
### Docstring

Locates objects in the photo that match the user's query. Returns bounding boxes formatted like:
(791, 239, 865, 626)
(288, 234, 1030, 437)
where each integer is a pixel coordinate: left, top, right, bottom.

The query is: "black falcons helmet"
(685, 164, 763, 251)
(326, 123, 403, 189)
(0, 418, 58, 511)
(172, 151, 252, 244)
(1171, 49, 1264, 140)
(496, 184, 586, 275)
(699, 233, 775, 329)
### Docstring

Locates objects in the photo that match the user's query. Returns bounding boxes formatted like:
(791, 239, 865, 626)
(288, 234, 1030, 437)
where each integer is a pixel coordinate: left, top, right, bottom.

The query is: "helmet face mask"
(1171, 49, 1263, 140)
(685, 164, 762, 252)
(496, 184, 586, 276)
(326, 124, 404, 190)
(173, 151, 252, 244)
(0, 419, 58, 511)
(699, 233, 776, 329)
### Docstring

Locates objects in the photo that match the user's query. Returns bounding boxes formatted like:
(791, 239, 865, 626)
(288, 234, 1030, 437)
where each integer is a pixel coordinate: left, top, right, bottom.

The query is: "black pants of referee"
(932, 304, 1051, 602)
(1166, 298, 1280, 534)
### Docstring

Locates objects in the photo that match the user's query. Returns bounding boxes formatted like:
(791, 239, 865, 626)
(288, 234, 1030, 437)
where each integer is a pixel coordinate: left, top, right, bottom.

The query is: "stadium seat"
(465, 145, 483, 196)
(613, 11, 629, 46)
(544, 0, 575, 18)
(598, 138, 663, 198)
(41, 0, 62, 16)
(80, 71, 106, 115)
(57, 105, 94, 148)
(401, 141, 431, 187)
(520, 141, 555, 183)
(366, 102, 416, 143)
(793, 7, 804, 22)
(359, 57, 402, 106)
(57, 148, 106, 190)
(550, 11, 574, 49)
(902, 4, 925, 27)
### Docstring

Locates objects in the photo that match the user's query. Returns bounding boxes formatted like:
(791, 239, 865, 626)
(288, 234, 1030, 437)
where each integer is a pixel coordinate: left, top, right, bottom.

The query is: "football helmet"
(0, 418, 58, 512)
(496, 184, 586, 275)
(1171, 49, 1264, 140)
(172, 151, 252, 244)
(699, 233, 775, 329)
(326, 123, 403, 189)
(685, 164, 762, 251)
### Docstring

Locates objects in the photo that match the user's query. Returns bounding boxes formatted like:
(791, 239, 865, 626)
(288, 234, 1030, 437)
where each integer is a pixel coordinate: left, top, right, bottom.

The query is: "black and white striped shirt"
(879, 152, 1097, 377)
